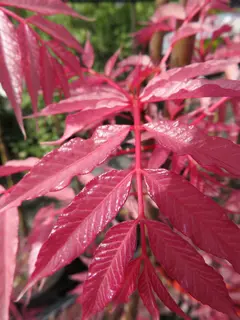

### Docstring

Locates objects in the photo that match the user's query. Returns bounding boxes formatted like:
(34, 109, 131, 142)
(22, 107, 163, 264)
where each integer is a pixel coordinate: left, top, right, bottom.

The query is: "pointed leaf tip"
(0, 125, 131, 212)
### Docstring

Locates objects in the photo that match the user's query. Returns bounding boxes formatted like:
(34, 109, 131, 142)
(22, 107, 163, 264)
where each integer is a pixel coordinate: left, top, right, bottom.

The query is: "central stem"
(133, 99, 147, 256)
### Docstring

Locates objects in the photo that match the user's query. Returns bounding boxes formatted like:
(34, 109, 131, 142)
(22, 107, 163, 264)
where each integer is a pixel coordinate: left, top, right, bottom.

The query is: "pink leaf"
(151, 2, 186, 22)
(28, 16, 82, 53)
(52, 58, 70, 98)
(0, 157, 39, 177)
(82, 35, 94, 69)
(0, 125, 130, 212)
(81, 221, 137, 318)
(140, 78, 240, 103)
(147, 146, 170, 169)
(114, 258, 141, 303)
(0, 11, 24, 136)
(225, 191, 240, 214)
(28, 204, 59, 276)
(47, 40, 82, 76)
(144, 169, 240, 273)
(118, 55, 153, 68)
(0, 188, 19, 320)
(144, 120, 240, 176)
(40, 45, 55, 105)
(18, 23, 40, 115)
(155, 59, 239, 82)
(134, 22, 173, 46)
(138, 262, 159, 319)
(104, 48, 121, 77)
(145, 220, 236, 316)
(0, 0, 92, 20)
(43, 106, 129, 145)
(171, 22, 210, 45)
(45, 186, 75, 203)
(144, 258, 189, 320)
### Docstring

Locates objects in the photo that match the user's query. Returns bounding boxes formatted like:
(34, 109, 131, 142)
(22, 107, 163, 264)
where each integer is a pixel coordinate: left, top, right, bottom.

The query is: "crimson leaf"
(18, 23, 40, 115)
(145, 258, 190, 320)
(144, 169, 240, 273)
(0, 0, 91, 19)
(0, 11, 24, 136)
(81, 220, 137, 319)
(144, 120, 240, 176)
(138, 261, 159, 319)
(82, 35, 94, 69)
(0, 125, 130, 212)
(146, 220, 236, 316)
(114, 258, 141, 304)
(40, 45, 55, 105)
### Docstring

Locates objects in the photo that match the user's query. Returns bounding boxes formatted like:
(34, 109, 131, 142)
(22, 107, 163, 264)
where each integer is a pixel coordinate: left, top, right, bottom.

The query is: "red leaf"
(171, 22, 209, 45)
(81, 221, 137, 319)
(114, 258, 141, 303)
(28, 16, 82, 53)
(144, 120, 240, 176)
(28, 204, 59, 276)
(0, 125, 130, 212)
(104, 48, 121, 77)
(0, 0, 92, 20)
(0, 11, 24, 136)
(144, 169, 240, 273)
(18, 23, 40, 115)
(40, 45, 55, 105)
(151, 2, 186, 22)
(52, 58, 70, 98)
(134, 22, 173, 46)
(145, 220, 236, 316)
(48, 40, 82, 76)
(140, 78, 240, 103)
(138, 262, 159, 319)
(82, 35, 94, 69)
(155, 59, 239, 83)
(0, 157, 39, 177)
(147, 146, 170, 169)
(0, 190, 19, 320)
(43, 106, 129, 145)
(145, 258, 189, 320)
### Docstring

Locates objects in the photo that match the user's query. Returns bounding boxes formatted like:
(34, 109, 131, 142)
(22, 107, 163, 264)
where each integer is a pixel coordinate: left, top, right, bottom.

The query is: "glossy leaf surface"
(144, 120, 240, 176)
(0, 125, 130, 212)
(0, 157, 39, 177)
(81, 221, 137, 319)
(40, 45, 55, 105)
(146, 220, 236, 316)
(82, 36, 94, 68)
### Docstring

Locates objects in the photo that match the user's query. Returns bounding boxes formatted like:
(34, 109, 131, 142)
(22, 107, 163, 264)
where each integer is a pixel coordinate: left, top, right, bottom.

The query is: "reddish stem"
(132, 98, 147, 256)
(192, 97, 229, 125)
